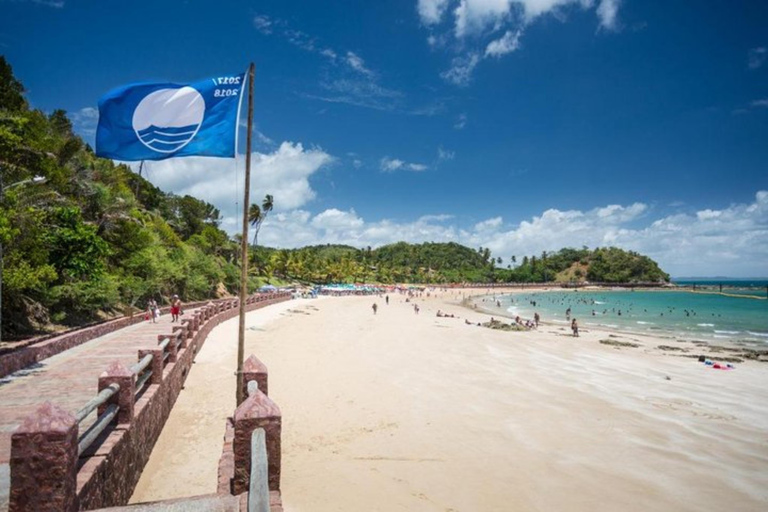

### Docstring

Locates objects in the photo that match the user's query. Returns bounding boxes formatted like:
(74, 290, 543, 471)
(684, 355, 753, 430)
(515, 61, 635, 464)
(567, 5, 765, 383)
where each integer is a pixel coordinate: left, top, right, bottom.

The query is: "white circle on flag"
(132, 86, 205, 153)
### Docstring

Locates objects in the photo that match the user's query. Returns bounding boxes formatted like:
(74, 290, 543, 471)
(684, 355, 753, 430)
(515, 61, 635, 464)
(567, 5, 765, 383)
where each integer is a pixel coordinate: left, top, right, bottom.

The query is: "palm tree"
(248, 194, 274, 246)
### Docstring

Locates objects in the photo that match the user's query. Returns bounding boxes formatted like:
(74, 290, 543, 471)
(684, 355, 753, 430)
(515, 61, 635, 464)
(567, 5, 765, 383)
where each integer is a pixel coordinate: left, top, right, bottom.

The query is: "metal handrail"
(78, 403, 119, 456)
(135, 369, 153, 396)
(74, 383, 120, 424)
(158, 337, 170, 351)
(130, 353, 153, 375)
(248, 427, 269, 512)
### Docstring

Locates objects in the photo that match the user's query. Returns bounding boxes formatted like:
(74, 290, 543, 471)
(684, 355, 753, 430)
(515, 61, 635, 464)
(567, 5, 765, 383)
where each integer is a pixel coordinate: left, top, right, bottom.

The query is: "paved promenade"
(0, 307, 206, 511)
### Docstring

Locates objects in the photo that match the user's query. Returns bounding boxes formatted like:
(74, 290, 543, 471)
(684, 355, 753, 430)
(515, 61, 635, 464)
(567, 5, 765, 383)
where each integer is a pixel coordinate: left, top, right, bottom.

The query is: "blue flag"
(96, 73, 245, 161)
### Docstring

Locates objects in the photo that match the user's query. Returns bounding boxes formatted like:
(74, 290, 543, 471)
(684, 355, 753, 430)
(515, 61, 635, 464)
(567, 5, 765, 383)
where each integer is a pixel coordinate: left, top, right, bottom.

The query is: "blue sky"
(2, 0, 767, 276)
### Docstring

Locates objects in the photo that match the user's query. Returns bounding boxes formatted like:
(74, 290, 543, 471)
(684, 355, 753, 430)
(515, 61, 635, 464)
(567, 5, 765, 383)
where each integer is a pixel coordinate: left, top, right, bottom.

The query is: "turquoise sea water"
(492, 288, 768, 346)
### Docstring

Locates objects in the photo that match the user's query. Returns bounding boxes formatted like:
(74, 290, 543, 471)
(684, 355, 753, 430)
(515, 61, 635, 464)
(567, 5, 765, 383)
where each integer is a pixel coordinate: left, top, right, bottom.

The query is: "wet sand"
(133, 290, 768, 511)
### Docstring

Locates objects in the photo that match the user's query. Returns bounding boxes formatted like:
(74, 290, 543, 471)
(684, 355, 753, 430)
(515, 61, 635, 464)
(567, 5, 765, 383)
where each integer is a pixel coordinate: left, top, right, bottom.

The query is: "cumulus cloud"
(255, 191, 768, 277)
(380, 157, 429, 172)
(418, 0, 451, 25)
(130, 141, 333, 231)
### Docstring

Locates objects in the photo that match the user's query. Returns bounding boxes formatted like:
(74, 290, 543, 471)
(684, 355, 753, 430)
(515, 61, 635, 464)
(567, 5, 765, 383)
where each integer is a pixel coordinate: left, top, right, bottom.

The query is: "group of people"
(146, 295, 183, 323)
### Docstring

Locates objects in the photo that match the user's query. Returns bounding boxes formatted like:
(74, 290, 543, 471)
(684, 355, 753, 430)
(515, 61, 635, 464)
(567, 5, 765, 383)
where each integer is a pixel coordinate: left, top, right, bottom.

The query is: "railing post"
(181, 319, 193, 339)
(98, 361, 135, 424)
(159, 334, 178, 363)
(233, 388, 281, 495)
(138, 348, 164, 384)
(172, 325, 188, 348)
(10, 402, 79, 512)
(242, 354, 269, 398)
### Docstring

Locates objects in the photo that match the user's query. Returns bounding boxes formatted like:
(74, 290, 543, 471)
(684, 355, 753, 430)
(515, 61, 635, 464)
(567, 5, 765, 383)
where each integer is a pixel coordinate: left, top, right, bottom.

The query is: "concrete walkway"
(0, 307, 206, 511)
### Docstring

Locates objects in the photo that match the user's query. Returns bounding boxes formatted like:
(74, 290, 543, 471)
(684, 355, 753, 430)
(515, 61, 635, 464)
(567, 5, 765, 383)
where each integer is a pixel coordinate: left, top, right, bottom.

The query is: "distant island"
(1, 56, 667, 340)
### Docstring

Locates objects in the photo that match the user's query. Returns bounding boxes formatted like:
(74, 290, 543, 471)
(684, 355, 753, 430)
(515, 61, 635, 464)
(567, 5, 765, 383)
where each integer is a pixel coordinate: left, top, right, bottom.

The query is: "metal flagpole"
(236, 63, 255, 406)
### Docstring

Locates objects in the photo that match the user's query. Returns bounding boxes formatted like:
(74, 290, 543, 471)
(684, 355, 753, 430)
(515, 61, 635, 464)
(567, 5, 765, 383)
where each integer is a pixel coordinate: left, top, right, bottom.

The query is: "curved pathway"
(0, 307, 207, 510)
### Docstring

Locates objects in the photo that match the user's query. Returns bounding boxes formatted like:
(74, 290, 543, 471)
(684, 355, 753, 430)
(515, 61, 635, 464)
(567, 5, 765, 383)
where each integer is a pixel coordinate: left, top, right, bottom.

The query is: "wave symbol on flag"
(132, 86, 205, 153)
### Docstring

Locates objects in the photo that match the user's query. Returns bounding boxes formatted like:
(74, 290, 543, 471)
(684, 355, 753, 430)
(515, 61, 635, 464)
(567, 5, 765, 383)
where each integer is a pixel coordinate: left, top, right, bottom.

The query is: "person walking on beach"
(170, 294, 182, 323)
(372, 303, 378, 315)
(534, 312, 540, 327)
(385, 295, 389, 305)
(571, 318, 579, 337)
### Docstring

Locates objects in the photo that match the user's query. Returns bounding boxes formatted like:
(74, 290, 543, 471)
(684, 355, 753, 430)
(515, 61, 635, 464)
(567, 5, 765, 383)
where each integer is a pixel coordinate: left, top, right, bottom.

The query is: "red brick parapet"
(242, 354, 269, 398)
(233, 388, 282, 495)
(98, 362, 135, 425)
(137, 348, 164, 385)
(9, 291, 292, 511)
(10, 402, 79, 512)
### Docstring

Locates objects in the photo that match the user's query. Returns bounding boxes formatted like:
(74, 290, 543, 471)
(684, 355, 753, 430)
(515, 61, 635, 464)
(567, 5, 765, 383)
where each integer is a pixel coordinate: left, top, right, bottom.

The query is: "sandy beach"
(134, 289, 768, 511)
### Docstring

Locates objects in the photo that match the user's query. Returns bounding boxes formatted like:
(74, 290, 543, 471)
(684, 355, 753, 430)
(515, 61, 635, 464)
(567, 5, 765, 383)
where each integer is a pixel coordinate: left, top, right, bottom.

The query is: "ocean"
(486, 283, 768, 346)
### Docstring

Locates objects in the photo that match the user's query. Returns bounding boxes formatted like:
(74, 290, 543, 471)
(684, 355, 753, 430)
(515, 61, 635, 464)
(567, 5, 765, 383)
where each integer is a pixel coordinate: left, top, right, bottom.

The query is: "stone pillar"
(98, 361, 135, 424)
(233, 390, 281, 494)
(242, 354, 269, 397)
(181, 319, 193, 339)
(172, 325, 188, 348)
(10, 402, 79, 512)
(158, 334, 178, 363)
(137, 348, 164, 385)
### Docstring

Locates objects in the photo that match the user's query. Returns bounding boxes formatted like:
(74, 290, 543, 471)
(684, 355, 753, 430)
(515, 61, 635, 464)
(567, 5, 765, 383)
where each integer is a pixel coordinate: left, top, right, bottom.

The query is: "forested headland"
(0, 57, 668, 340)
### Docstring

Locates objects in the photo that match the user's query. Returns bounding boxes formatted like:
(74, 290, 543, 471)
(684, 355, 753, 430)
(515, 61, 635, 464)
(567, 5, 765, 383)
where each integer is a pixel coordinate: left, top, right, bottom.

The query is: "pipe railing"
(131, 353, 154, 397)
(248, 427, 270, 512)
(75, 382, 121, 456)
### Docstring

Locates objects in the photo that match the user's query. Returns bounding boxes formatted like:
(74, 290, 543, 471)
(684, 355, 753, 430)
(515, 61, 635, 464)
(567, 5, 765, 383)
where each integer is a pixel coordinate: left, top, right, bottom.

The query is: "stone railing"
(218, 354, 283, 512)
(0, 297, 239, 379)
(8, 292, 291, 512)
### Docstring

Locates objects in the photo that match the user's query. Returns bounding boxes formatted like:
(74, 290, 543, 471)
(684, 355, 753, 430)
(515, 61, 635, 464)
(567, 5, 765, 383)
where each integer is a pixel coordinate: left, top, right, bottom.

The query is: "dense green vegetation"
(1, 57, 248, 338)
(0, 57, 668, 340)
(255, 243, 669, 286)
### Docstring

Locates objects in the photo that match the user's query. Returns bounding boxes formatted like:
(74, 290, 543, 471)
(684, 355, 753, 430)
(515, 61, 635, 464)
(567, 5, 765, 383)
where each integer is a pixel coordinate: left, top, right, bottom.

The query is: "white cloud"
(441, 53, 481, 86)
(380, 157, 429, 172)
(253, 15, 273, 34)
(454, 0, 514, 38)
(425, 0, 623, 85)
(751, 99, 768, 108)
(311, 208, 364, 230)
(131, 141, 333, 231)
(596, 0, 621, 30)
(454, 113, 467, 129)
(346, 51, 374, 76)
(256, 191, 768, 277)
(418, 0, 451, 25)
(485, 29, 522, 57)
(438, 147, 456, 160)
(748, 47, 767, 70)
